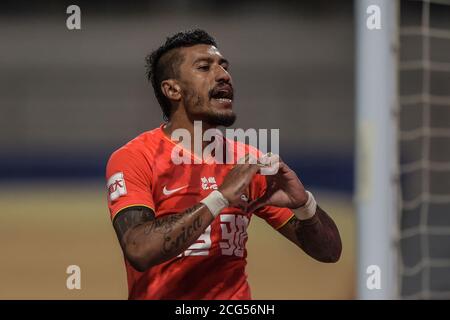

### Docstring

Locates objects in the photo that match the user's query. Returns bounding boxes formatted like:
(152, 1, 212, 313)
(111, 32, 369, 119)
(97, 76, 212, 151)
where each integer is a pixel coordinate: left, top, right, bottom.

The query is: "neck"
(162, 105, 217, 152)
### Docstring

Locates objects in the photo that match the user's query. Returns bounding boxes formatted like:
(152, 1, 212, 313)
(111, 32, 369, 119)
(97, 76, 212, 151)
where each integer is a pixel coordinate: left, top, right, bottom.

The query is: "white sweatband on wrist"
(200, 190, 229, 218)
(295, 191, 317, 220)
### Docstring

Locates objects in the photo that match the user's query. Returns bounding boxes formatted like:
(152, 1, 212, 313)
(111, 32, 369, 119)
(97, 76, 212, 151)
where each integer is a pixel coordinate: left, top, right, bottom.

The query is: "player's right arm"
(108, 150, 258, 272)
(113, 204, 214, 271)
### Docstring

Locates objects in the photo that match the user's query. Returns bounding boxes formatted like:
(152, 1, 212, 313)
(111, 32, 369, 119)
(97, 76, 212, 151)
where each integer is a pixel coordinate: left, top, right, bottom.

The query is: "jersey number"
(180, 214, 249, 257)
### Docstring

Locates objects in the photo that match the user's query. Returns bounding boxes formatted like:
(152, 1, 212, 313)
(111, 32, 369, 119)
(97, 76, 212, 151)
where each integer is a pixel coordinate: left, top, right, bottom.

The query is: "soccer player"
(106, 29, 342, 300)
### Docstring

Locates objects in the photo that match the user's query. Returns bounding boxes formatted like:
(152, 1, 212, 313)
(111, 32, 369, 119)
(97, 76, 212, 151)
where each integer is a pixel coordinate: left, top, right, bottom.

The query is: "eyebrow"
(192, 56, 229, 66)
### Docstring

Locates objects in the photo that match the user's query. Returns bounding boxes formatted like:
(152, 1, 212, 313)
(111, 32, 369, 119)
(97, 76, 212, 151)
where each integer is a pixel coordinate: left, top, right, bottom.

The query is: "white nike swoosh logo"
(163, 185, 188, 196)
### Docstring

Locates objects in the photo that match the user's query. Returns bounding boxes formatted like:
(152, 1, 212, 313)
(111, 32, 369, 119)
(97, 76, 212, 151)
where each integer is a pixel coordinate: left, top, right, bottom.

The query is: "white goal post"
(357, 0, 450, 300)
(355, 0, 400, 299)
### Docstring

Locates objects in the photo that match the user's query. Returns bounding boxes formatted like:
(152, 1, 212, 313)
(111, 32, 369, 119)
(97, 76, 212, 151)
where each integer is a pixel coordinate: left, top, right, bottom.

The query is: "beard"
(202, 110, 236, 127)
(184, 89, 237, 127)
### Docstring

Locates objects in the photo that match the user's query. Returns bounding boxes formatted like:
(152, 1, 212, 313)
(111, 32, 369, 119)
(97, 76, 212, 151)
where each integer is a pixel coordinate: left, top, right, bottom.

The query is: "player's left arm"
(247, 155, 342, 263)
(277, 206, 342, 263)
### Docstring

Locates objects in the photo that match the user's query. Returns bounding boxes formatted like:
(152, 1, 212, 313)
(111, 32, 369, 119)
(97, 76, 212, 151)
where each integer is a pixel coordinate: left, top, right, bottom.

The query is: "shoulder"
(106, 128, 162, 171)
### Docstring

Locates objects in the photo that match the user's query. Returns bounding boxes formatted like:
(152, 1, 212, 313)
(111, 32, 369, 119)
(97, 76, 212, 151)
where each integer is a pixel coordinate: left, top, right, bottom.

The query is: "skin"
(246, 159, 342, 263)
(114, 163, 260, 271)
(113, 44, 342, 272)
(162, 44, 236, 148)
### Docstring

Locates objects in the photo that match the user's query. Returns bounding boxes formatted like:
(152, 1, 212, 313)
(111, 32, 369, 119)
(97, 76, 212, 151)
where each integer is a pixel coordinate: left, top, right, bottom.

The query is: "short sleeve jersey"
(106, 125, 294, 299)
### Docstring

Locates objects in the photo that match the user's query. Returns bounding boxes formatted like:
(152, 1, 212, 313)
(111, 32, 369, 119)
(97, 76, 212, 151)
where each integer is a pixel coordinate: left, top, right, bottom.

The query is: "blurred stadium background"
(0, 0, 448, 299)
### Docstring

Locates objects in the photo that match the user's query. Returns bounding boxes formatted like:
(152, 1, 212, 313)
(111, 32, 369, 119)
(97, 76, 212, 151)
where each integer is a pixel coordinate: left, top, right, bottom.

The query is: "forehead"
(180, 44, 224, 62)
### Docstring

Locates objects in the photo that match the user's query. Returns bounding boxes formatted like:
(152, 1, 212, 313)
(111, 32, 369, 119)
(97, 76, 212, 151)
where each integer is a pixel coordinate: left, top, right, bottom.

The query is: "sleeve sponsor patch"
(107, 172, 127, 201)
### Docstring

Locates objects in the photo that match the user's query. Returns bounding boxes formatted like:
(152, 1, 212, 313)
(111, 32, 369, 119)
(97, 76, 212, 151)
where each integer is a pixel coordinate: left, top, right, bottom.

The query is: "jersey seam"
(275, 213, 295, 230)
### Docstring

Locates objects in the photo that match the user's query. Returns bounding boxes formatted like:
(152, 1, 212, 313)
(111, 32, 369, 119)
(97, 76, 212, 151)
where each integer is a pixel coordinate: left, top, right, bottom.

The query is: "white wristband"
(295, 191, 317, 220)
(200, 190, 229, 218)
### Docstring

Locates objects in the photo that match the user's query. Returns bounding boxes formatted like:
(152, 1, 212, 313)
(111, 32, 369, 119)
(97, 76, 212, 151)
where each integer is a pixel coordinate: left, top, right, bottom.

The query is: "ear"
(161, 79, 182, 102)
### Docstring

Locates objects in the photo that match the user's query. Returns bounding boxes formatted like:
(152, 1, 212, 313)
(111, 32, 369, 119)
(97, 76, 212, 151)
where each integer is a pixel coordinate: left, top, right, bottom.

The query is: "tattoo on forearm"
(143, 214, 184, 235)
(161, 214, 203, 255)
(289, 206, 342, 262)
(142, 204, 202, 236)
(113, 203, 211, 270)
(131, 203, 205, 256)
(289, 212, 320, 237)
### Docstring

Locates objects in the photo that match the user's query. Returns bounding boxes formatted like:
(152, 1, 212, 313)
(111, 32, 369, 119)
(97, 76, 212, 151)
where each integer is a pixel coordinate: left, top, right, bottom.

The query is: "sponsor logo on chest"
(162, 176, 218, 196)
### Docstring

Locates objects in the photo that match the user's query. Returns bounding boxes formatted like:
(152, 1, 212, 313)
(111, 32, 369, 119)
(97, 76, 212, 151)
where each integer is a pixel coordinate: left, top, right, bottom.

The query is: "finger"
(266, 154, 293, 176)
(230, 161, 250, 173)
(232, 154, 255, 172)
(258, 153, 279, 166)
(277, 160, 298, 177)
(259, 153, 280, 176)
(247, 152, 259, 165)
(278, 159, 290, 172)
(237, 153, 251, 165)
(236, 160, 261, 175)
(242, 163, 261, 182)
(232, 193, 250, 211)
(246, 196, 269, 213)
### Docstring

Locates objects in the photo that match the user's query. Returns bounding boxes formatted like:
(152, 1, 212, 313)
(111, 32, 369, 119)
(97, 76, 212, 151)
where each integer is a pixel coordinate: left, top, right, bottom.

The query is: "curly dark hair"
(145, 29, 218, 120)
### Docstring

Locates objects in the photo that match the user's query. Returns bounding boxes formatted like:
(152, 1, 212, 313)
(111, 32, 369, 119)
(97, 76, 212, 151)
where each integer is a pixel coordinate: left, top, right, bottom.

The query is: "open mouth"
(210, 85, 233, 104)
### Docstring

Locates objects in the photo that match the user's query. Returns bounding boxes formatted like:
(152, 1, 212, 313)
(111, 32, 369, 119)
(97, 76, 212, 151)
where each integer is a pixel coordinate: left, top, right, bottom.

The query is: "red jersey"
(105, 125, 293, 300)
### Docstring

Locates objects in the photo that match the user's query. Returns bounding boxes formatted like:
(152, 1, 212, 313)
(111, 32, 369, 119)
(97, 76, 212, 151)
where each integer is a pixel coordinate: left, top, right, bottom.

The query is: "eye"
(198, 65, 210, 71)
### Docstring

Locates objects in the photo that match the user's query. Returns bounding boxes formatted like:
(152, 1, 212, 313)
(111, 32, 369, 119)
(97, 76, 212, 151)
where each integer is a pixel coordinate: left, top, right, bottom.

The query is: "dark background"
(0, 0, 355, 191)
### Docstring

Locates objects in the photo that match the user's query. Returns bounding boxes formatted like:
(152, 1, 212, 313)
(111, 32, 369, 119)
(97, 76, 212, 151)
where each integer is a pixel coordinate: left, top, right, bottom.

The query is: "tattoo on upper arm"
(113, 206, 155, 242)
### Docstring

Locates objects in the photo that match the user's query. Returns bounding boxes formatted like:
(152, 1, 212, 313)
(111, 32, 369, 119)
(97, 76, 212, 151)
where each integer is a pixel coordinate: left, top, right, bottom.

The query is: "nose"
(215, 65, 232, 84)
